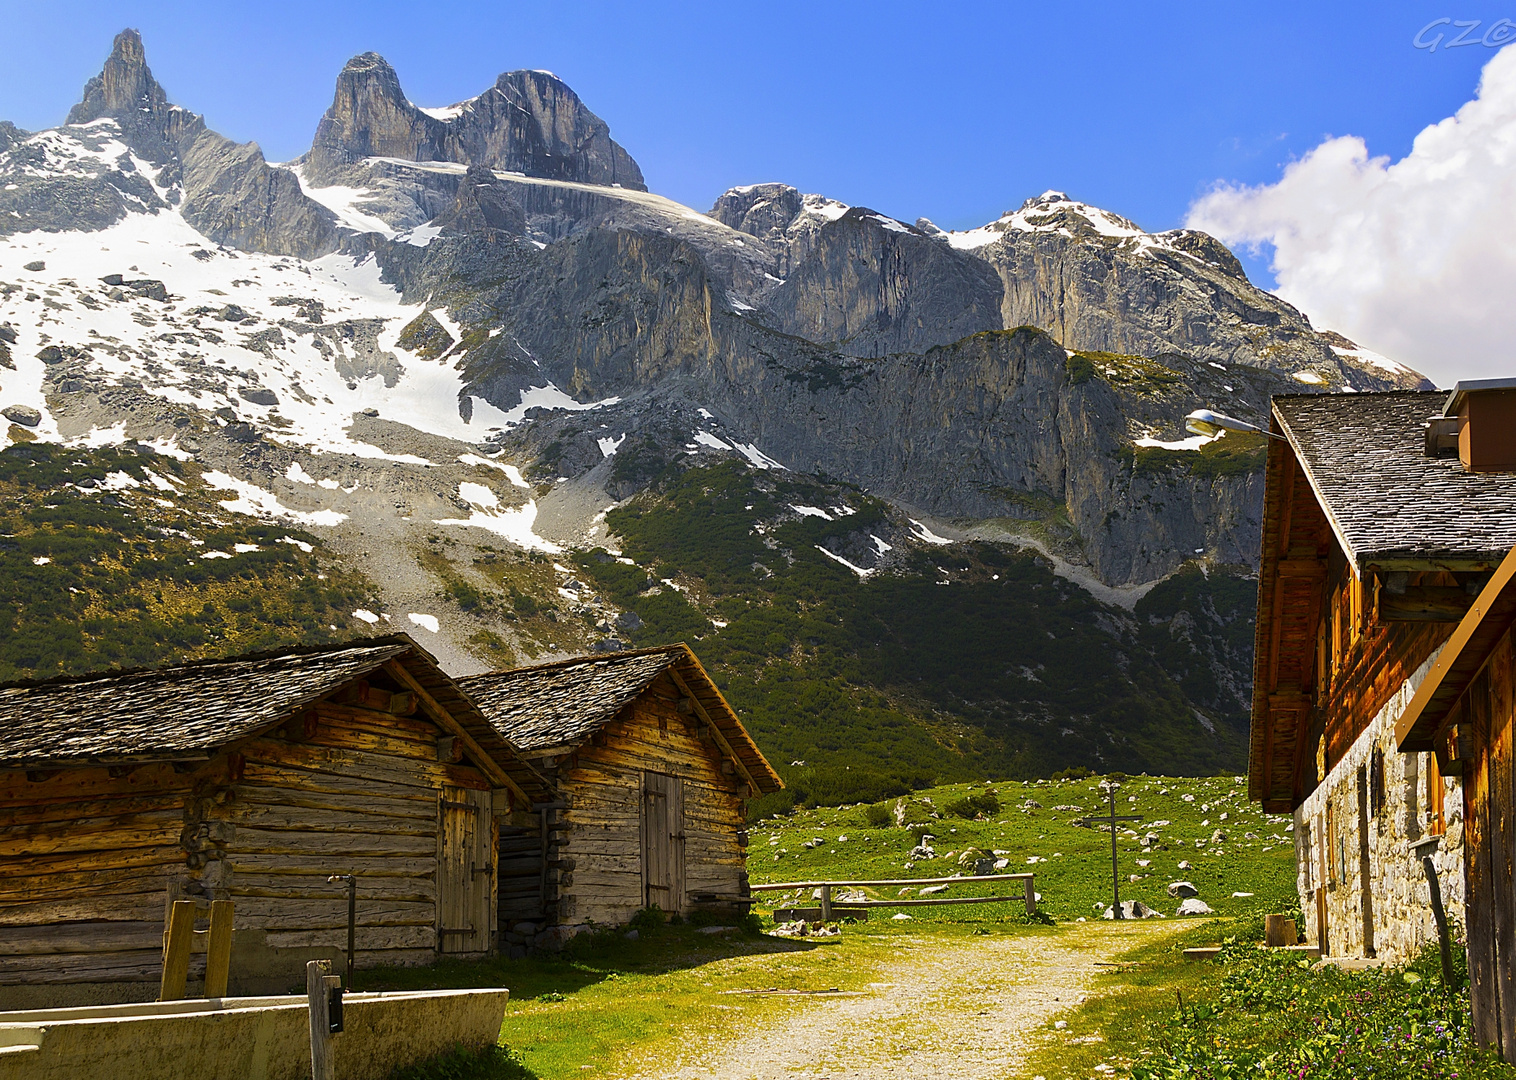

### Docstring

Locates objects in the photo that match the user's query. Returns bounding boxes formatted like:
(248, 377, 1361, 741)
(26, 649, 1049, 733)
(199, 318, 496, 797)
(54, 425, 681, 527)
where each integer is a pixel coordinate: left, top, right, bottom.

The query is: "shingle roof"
(0, 636, 552, 802)
(0, 641, 409, 767)
(459, 644, 783, 794)
(1275, 391, 1516, 570)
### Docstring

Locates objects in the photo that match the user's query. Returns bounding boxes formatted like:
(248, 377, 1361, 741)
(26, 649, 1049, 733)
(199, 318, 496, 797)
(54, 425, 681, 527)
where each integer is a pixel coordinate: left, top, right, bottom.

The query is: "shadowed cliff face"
(304, 54, 645, 191)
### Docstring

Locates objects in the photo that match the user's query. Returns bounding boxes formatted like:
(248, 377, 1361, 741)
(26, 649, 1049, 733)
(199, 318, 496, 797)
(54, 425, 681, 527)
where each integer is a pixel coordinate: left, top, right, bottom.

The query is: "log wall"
(548, 673, 748, 928)
(1456, 625, 1516, 1056)
(0, 761, 211, 997)
(0, 694, 497, 1005)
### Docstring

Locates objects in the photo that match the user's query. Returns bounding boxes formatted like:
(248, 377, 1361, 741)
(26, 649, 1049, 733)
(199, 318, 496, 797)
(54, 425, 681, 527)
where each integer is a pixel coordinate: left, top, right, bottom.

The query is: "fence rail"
(750, 872, 1036, 920)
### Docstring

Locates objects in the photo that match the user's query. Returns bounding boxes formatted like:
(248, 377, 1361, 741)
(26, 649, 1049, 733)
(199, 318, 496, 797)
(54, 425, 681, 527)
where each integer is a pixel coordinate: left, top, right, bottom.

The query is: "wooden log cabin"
(458, 644, 782, 938)
(0, 634, 550, 1009)
(1250, 384, 1516, 1030)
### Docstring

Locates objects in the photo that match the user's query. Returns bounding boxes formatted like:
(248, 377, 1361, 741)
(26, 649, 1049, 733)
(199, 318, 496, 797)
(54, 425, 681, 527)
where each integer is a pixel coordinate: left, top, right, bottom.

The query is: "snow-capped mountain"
(0, 24, 1427, 779)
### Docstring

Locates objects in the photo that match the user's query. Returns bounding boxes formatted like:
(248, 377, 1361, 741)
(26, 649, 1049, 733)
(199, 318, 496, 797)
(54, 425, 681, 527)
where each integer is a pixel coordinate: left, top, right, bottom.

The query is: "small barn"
(0, 635, 550, 1008)
(1249, 383, 1516, 1054)
(458, 644, 782, 934)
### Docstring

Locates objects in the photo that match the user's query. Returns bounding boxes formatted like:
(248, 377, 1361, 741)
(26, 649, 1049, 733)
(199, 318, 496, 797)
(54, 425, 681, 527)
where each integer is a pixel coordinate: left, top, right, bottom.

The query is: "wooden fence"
(750, 873, 1036, 920)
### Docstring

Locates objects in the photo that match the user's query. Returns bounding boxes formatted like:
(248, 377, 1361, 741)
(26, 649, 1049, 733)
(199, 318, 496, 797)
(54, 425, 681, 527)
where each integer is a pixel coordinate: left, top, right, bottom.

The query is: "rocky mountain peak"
(65, 28, 191, 160)
(303, 54, 645, 192)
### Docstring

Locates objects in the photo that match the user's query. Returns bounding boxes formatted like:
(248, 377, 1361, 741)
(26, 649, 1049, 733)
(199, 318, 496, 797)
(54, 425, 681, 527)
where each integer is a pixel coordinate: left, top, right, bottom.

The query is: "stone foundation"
(1293, 651, 1464, 963)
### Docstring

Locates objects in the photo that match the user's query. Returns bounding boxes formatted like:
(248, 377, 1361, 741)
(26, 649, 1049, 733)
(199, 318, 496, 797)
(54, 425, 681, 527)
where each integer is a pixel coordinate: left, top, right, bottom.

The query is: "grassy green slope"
(0, 441, 376, 681)
(749, 773, 1297, 924)
(575, 461, 1256, 805)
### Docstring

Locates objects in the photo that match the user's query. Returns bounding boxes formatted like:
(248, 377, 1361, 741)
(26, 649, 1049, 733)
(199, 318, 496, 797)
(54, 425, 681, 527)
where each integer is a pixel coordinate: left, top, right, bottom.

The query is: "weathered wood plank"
(224, 852, 435, 876)
(224, 872, 436, 903)
(1466, 666, 1501, 1049)
(227, 826, 438, 857)
(0, 813, 183, 857)
(235, 738, 489, 792)
(0, 865, 177, 904)
(263, 926, 437, 951)
(238, 762, 436, 804)
(219, 801, 436, 837)
(232, 783, 437, 821)
(224, 897, 434, 929)
(0, 893, 167, 926)
(0, 949, 182, 985)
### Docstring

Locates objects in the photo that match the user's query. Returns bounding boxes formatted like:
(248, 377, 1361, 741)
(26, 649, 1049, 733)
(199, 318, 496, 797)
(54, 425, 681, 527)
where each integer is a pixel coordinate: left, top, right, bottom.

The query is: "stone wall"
(1292, 649, 1464, 962)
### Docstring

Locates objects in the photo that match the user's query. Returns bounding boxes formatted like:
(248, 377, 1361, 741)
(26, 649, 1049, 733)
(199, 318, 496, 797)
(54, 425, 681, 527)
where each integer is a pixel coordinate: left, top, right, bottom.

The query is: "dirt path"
(612, 921, 1177, 1080)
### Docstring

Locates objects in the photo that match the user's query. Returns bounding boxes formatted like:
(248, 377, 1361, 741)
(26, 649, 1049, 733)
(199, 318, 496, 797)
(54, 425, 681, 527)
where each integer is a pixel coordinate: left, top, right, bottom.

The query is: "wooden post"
(1024, 875, 1036, 916)
(159, 899, 197, 1001)
(203, 900, 235, 998)
(818, 883, 832, 923)
(1097, 783, 1142, 919)
(1264, 913, 1293, 948)
(1422, 855, 1459, 991)
(307, 959, 336, 1080)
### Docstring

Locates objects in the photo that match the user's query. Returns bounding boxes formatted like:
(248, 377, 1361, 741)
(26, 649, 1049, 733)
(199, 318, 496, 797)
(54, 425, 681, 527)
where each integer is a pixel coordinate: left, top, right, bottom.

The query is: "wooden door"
(437, 786, 494, 953)
(641, 772, 686, 914)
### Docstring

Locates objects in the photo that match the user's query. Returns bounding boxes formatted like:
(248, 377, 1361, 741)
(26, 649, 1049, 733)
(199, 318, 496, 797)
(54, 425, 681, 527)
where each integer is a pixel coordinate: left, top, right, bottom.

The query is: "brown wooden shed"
(0, 634, 550, 1008)
(458, 644, 782, 935)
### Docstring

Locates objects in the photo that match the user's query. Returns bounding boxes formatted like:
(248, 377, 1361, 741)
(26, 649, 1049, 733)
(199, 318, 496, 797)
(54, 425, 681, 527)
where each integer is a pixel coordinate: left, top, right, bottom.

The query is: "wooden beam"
(383, 660, 528, 805)
(1380, 586, 1476, 623)
(667, 666, 760, 798)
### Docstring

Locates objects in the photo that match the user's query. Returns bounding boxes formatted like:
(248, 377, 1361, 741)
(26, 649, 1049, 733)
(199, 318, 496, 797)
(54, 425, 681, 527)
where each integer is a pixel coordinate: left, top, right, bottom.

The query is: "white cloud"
(1186, 44, 1516, 388)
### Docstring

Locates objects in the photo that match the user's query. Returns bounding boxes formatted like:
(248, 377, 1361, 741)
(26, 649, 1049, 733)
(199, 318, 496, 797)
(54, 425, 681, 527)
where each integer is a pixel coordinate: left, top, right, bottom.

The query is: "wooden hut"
(0, 634, 550, 1008)
(1249, 384, 1516, 1052)
(458, 644, 782, 936)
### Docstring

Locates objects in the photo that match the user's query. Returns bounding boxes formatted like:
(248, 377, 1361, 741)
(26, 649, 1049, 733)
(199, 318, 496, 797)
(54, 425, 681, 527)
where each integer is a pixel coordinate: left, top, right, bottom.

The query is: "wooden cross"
(1097, 781, 1143, 919)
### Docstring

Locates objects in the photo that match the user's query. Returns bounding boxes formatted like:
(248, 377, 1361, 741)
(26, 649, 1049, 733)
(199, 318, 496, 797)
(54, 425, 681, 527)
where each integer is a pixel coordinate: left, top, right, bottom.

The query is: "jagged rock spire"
(304, 52, 645, 191)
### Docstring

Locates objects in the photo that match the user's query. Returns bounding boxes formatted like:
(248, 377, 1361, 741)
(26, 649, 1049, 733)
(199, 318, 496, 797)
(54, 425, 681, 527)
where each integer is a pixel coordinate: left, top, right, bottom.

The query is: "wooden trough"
(0, 986, 509, 1080)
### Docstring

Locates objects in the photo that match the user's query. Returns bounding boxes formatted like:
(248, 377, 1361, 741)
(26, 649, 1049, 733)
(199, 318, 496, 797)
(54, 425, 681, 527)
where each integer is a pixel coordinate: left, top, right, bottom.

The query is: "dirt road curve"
(614, 921, 1177, 1080)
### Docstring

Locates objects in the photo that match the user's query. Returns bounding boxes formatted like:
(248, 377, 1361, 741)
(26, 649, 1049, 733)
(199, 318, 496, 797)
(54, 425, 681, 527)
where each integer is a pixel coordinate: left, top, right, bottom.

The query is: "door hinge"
(472, 862, 493, 876)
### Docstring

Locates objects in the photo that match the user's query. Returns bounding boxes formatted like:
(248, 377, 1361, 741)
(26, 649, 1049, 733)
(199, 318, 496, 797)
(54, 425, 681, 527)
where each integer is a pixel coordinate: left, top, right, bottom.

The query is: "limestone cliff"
(304, 54, 644, 191)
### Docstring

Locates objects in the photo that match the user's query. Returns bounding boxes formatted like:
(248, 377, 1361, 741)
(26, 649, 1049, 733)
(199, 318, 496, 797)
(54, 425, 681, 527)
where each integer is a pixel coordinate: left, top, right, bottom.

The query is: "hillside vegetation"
(576, 461, 1258, 802)
(0, 441, 376, 681)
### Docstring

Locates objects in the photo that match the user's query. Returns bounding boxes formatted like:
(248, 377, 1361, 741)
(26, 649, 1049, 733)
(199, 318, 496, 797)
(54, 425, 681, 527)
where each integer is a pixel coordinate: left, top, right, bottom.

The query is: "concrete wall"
(0, 988, 508, 1080)
(1293, 649, 1464, 962)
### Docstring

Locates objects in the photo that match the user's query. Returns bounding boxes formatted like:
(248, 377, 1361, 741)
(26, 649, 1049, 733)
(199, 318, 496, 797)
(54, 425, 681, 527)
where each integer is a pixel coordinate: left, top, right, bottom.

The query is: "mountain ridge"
(0, 31, 1435, 788)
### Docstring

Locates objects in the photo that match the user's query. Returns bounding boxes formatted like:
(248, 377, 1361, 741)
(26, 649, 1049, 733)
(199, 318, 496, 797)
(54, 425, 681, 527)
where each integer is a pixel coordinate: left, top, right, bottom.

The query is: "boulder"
(238, 387, 279, 406)
(1167, 881, 1199, 899)
(2, 405, 41, 427)
(1103, 900, 1158, 919)
(1177, 898, 1214, 916)
(534, 923, 591, 950)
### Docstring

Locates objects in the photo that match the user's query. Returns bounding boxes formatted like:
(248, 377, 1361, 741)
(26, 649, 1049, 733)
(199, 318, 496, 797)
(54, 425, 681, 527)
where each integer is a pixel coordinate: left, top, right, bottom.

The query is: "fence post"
(1024, 875, 1036, 917)
(159, 899, 197, 1001)
(819, 884, 832, 922)
(307, 959, 335, 1080)
(203, 900, 235, 998)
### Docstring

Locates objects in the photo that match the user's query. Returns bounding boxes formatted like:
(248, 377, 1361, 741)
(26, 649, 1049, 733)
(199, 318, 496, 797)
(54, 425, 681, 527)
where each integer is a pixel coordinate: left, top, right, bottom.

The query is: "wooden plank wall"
(216, 703, 493, 969)
(554, 673, 748, 927)
(1462, 626, 1516, 1055)
(0, 761, 217, 990)
(498, 825, 545, 923)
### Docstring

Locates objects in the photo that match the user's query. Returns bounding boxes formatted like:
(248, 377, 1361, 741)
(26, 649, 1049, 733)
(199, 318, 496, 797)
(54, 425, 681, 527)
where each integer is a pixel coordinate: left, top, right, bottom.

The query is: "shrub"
(863, 802, 893, 827)
(1051, 765, 1095, 781)
(944, 790, 1001, 819)
(628, 905, 665, 931)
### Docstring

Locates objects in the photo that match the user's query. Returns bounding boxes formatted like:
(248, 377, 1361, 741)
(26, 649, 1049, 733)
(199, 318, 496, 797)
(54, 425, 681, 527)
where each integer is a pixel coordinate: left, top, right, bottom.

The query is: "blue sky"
(0, 1, 1502, 290)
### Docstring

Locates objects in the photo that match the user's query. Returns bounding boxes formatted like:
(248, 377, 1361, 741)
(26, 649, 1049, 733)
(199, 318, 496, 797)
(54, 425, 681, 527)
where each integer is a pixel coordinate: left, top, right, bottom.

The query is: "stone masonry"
(1293, 650, 1464, 962)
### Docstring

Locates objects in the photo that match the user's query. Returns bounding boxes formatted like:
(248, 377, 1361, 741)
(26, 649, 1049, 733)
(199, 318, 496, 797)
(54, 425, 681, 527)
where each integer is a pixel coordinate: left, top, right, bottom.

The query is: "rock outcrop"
(303, 54, 644, 191)
(59, 29, 339, 258)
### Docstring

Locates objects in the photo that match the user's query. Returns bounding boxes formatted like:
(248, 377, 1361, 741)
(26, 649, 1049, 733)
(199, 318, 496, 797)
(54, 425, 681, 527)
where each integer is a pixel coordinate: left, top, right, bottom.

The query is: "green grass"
(748, 773, 1297, 924)
(356, 917, 971, 1080)
(1023, 921, 1516, 1080)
